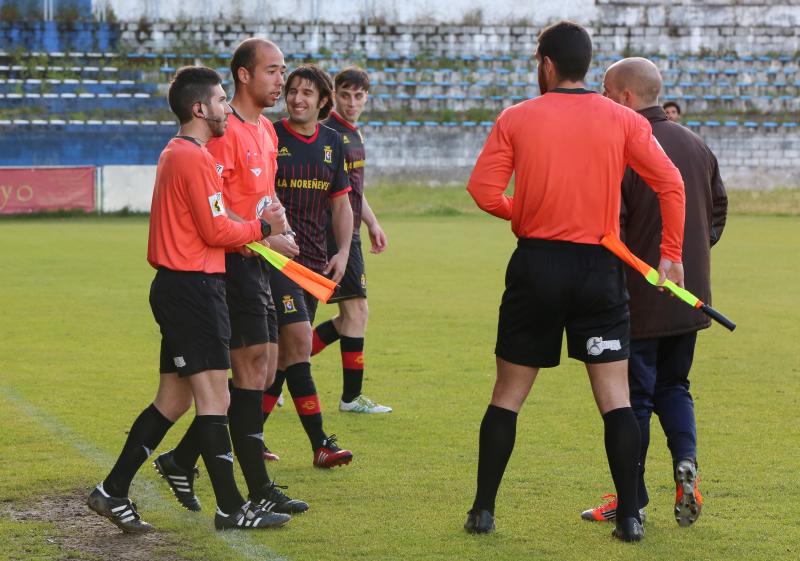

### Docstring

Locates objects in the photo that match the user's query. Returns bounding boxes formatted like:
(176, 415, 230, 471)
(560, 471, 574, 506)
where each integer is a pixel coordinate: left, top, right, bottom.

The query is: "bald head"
(231, 38, 282, 87)
(603, 57, 663, 110)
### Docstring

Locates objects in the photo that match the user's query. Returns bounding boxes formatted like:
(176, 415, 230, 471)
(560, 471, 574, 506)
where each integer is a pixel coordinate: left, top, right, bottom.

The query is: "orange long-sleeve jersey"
(206, 112, 278, 220)
(467, 90, 685, 262)
(147, 137, 263, 273)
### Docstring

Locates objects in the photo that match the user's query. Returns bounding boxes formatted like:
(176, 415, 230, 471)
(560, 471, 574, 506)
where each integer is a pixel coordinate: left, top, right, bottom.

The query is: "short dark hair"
(334, 66, 370, 92)
(168, 66, 222, 124)
(536, 21, 592, 82)
(231, 38, 280, 87)
(663, 100, 681, 114)
(285, 64, 334, 120)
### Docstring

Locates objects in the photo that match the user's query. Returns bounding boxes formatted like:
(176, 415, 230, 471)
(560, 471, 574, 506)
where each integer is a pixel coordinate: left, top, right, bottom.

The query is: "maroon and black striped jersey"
(323, 111, 365, 230)
(274, 118, 351, 272)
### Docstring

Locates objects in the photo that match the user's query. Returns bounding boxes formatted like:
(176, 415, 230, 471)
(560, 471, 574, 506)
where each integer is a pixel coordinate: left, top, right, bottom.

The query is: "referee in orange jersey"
(88, 66, 290, 532)
(153, 39, 309, 517)
(464, 22, 686, 542)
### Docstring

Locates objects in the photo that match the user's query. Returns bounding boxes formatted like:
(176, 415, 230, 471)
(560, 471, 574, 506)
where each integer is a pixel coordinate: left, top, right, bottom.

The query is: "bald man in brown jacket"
(581, 57, 727, 529)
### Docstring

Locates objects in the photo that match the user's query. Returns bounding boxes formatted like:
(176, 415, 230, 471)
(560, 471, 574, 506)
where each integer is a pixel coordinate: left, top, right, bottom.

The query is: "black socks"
(103, 404, 173, 498)
(311, 319, 341, 356)
(262, 369, 287, 422)
(284, 362, 326, 449)
(228, 384, 270, 496)
(472, 405, 518, 514)
(194, 415, 245, 515)
(603, 407, 642, 520)
(340, 336, 365, 403)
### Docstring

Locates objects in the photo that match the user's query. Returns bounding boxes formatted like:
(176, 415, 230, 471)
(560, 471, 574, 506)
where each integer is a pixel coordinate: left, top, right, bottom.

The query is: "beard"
(209, 118, 227, 137)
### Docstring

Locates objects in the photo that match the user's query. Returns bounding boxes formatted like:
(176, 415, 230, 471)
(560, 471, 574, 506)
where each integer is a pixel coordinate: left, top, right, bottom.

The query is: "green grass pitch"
(1, 199, 798, 560)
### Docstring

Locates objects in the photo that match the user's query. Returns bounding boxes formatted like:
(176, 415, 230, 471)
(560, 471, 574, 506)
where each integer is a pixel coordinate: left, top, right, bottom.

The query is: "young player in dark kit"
(88, 66, 291, 532)
(312, 66, 392, 414)
(261, 64, 356, 468)
(463, 22, 686, 542)
(152, 39, 308, 516)
(581, 57, 727, 528)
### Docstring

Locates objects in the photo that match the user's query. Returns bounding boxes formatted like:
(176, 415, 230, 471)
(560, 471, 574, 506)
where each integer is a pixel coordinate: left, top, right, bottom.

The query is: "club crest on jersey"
(278, 146, 291, 157)
(250, 167, 262, 177)
(215, 163, 224, 177)
(208, 192, 225, 217)
(282, 295, 297, 313)
(323, 145, 333, 164)
(256, 195, 273, 218)
(342, 135, 350, 144)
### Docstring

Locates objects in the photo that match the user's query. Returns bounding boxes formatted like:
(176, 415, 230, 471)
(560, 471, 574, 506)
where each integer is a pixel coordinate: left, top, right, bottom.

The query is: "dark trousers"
(628, 331, 698, 509)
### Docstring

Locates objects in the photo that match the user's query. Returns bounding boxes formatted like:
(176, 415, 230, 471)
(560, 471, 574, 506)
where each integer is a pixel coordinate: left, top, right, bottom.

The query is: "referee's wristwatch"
(259, 218, 272, 238)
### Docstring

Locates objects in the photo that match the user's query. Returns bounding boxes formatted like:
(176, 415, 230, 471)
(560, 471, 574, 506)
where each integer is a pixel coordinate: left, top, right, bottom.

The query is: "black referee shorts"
(149, 268, 231, 377)
(327, 231, 367, 303)
(495, 238, 630, 368)
(225, 253, 279, 348)
(269, 267, 319, 327)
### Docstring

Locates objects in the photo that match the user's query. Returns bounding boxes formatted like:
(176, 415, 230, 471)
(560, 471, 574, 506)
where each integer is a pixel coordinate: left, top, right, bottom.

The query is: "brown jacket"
(621, 106, 728, 340)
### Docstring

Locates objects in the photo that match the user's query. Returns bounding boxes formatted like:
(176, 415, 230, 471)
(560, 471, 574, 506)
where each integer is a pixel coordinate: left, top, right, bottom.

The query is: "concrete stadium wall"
(100, 0, 595, 26)
(85, 125, 800, 212)
(361, 125, 800, 190)
(106, 0, 800, 56)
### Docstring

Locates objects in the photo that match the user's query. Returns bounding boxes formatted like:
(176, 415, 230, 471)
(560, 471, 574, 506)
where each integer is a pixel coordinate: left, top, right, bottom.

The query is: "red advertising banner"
(0, 167, 95, 214)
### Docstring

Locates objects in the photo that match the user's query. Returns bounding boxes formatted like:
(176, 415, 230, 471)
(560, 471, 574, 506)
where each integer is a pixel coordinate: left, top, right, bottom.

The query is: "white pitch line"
(0, 386, 289, 561)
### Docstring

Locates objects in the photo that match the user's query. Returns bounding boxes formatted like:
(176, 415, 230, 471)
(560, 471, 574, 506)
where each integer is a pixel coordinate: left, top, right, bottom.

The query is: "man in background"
(312, 66, 392, 415)
(582, 57, 727, 528)
(663, 101, 682, 122)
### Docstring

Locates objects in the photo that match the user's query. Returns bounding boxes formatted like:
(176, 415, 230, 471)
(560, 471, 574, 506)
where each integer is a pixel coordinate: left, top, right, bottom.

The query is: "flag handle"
(698, 303, 736, 331)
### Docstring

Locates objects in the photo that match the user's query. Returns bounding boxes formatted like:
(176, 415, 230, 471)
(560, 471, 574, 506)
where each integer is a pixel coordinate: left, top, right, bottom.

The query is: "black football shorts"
(225, 253, 278, 348)
(495, 238, 630, 368)
(326, 232, 367, 303)
(269, 267, 319, 327)
(149, 268, 231, 377)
